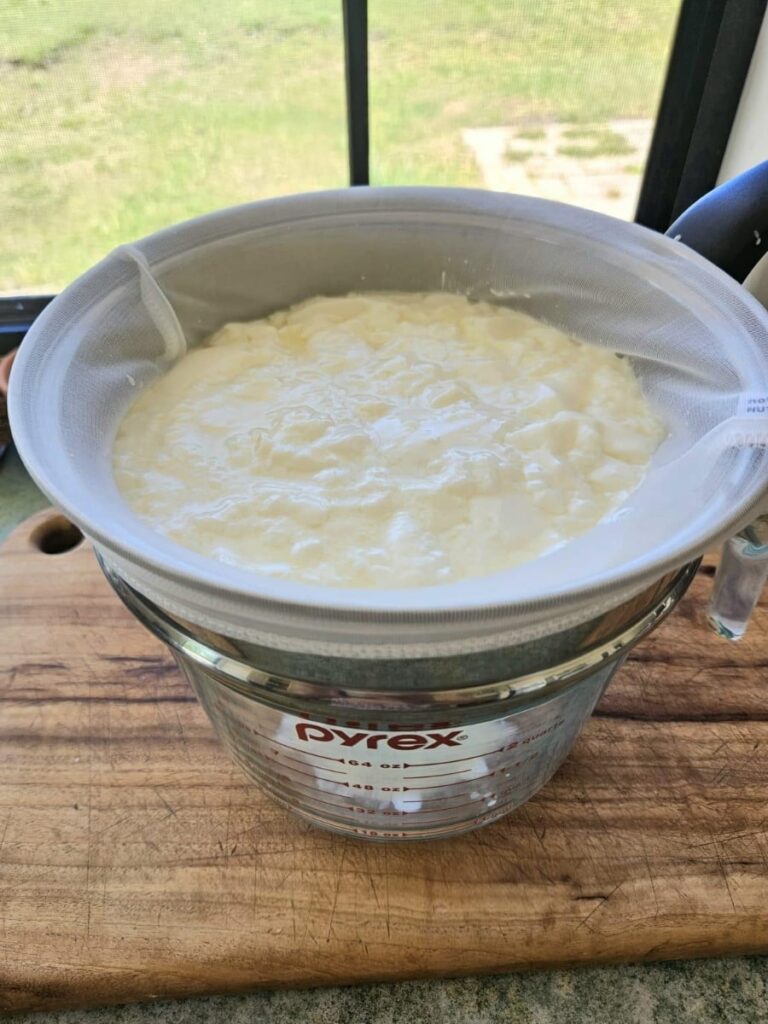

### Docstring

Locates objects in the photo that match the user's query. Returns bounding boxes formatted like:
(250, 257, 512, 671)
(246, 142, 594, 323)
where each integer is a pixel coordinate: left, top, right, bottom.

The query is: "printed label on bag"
(738, 394, 768, 417)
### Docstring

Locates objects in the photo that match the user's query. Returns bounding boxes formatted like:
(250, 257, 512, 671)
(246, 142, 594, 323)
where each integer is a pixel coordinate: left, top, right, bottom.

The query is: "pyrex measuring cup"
(104, 561, 695, 840)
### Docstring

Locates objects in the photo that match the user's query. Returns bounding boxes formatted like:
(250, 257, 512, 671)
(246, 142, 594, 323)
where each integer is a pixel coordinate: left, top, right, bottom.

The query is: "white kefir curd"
(113, 292, 664, 587)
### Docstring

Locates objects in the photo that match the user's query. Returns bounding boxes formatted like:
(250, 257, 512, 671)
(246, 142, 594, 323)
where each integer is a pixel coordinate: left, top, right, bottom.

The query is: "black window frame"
(635, 0, 767, 231)
(1, 0, 764, 351)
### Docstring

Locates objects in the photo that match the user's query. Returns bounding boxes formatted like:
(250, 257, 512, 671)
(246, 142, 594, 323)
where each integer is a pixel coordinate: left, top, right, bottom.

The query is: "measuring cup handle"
(666, 160, 768, 283)
(708, 529, 768, 641)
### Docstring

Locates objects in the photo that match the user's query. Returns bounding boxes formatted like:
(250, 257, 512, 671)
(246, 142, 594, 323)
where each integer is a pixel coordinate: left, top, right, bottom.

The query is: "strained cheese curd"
(113, 292, 664, 587)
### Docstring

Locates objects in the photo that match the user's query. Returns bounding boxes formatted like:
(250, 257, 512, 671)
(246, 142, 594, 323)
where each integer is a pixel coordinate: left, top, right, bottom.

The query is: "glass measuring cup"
(103, 559, 696, 841)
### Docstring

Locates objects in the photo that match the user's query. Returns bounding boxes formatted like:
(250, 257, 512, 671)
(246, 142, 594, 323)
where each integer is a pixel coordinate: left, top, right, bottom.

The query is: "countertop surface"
(2, 447, 767, 1023)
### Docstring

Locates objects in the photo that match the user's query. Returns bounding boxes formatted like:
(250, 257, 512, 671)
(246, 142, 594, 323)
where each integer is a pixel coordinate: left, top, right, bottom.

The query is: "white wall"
(718, 9, 768, 183)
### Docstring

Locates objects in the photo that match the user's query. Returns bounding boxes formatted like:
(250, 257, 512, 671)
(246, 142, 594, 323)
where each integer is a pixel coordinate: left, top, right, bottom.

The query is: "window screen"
(0, 1, 347, 292)
(1, 1, 684, 294)
(369, 0, 681, 219)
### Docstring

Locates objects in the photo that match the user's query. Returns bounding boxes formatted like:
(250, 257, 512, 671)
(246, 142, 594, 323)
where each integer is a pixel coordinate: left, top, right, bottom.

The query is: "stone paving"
(462, 119, 653, 220)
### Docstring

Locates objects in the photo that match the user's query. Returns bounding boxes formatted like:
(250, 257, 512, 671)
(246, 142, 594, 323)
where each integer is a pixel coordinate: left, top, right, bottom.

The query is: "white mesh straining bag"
(10, 188, 768, 655)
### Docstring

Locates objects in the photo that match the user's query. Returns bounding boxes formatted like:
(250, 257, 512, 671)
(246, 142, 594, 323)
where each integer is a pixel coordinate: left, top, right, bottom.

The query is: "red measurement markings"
(402, 747, 504, 768)
(403, 777, 532, 805)
(269, 770, 456, 812)
(404, 771, 497, 791)
(403, 790, 497, 804)
(402, 769, 472, 780)
(354, 829, 410, 838)
(273, 772, 375, 795)
(268, 793, 356, 819)
(279, 789, 365, 814)
(276, 753, 346, 775)
(272, 772, 353, 803)
(268, 778, 410, 817)
(253, 731, 344, 762)
(275, 764, 346, 786)
(402, 797, 499, 812)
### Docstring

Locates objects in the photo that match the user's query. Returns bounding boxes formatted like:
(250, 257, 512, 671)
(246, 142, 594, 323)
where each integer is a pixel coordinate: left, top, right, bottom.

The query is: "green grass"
(0, 0, 681, 290)
(557, 128, 635, 158)
(504, 146, 534, 162)
(562, 125, 616, 139)
(515, 127, 547, 141)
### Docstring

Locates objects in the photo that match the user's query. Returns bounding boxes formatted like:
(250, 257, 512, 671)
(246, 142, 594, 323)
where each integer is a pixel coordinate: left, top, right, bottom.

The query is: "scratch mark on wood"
(6, 661, 67, 673)
(325, 843, 348, 941)
(0, 815, 11, 865)
(593, 709, 768, 723)
(154, 788, 178, 819)
(101, 655, 166, 664)
(574, 881, 622, 931)
(718, 850, 739, 914)
(92, 815, 132, 840)
(384, 844, 392, 940)
(0, 694, 194, 705)
(689, 827, 768, 849)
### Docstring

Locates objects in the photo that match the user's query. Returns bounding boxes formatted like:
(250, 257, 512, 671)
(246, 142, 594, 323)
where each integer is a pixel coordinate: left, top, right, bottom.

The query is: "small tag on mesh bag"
(738, 394, 768, 417)
(720, 394, 768, 448)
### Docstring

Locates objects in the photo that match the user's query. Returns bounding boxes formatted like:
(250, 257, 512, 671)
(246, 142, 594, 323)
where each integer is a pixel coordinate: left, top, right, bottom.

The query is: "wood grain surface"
(2, 509, 768, 1013)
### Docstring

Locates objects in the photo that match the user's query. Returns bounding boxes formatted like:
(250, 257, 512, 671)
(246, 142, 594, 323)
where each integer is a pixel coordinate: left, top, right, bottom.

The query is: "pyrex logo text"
(295, 723, 464, 750)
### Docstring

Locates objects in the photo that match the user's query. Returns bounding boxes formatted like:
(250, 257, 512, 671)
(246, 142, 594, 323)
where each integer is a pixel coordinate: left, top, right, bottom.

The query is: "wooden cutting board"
(2, 510, 768, 1013)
